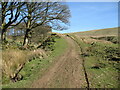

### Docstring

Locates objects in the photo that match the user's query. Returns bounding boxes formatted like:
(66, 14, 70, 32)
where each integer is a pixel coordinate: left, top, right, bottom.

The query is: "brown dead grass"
(28, 49, 47, 60)
(2, 49, 28, 78)
(2, 48, 46, 79)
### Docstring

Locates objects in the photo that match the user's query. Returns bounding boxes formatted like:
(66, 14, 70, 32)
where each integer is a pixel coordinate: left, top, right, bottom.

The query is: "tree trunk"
(1, 29, 6, 42)
(23, 29, 30, 46)
(1, 23, 8, 43)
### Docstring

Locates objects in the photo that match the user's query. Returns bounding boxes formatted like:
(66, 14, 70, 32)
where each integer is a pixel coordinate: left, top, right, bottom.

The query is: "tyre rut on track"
(31, 35, 87, 88)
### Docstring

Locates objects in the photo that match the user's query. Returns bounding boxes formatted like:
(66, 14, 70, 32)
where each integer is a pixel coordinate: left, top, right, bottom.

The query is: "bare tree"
(1, 2, 26, 42)
(22, 2, 71, 46)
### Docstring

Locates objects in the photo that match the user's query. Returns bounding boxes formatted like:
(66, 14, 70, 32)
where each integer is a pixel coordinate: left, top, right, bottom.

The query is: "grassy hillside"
(72, 27, 118, 36)
(68, 27, 119, 88)
(69, 34, 119, 88)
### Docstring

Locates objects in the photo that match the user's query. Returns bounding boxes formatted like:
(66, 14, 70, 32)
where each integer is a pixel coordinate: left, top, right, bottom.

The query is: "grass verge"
(2, 36, 68, 88)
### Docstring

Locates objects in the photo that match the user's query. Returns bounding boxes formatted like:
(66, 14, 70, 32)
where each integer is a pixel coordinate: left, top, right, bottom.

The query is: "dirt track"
(31, 35, 87, 88)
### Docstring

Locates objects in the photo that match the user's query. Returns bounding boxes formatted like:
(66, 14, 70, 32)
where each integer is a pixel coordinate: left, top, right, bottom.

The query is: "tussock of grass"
(2, 48, 46, 84)
(28, 49, 47, 61)
(2, 50, 28, 79)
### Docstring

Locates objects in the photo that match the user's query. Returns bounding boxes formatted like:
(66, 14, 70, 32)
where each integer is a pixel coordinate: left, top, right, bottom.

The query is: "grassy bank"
(3, 36, 68, 88)
(69, 34, 119, 88)
(73, 27, 118, 36)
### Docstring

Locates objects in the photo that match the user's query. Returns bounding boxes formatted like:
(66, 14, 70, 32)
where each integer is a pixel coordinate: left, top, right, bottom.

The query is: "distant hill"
(72, 27, 118, 36)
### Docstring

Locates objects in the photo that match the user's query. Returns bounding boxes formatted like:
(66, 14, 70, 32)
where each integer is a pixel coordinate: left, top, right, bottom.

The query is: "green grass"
(85, 56, 119, 88)
(69, 34, 119, 88)
(2, 37, 68, 88)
